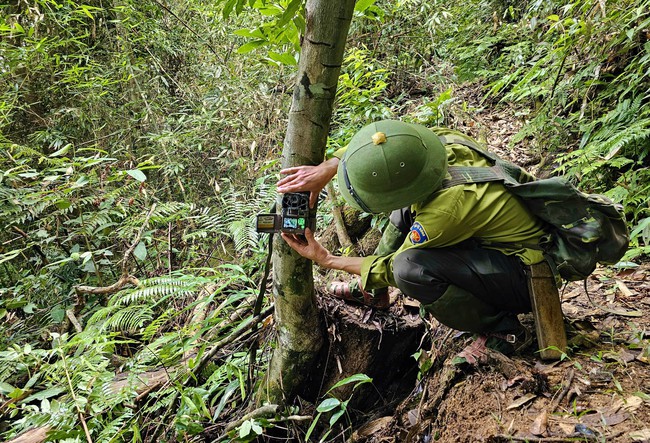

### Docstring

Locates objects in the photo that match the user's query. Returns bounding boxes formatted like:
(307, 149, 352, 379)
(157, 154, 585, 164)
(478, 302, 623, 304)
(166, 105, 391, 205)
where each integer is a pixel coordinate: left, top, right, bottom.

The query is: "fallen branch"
(188, 305, 275, 383)
(494, 436, 584, 442)
(216, 404, 311, 440)
(74, 274, 140, 296)
(65, 309, 83, 333)
(550, 368, 574, 413)
(6, 426, 51, 443)
(224, 404, 280, 432)
(74, 203, 155, 298)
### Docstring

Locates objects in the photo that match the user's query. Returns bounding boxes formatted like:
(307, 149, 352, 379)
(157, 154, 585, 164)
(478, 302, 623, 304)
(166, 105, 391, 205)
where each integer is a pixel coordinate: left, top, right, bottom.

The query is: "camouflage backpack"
(437, 132, 630, 282)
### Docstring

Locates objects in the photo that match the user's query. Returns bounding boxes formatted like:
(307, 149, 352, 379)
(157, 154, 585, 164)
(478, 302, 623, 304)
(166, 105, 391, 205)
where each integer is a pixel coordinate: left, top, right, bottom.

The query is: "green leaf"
(223, 0, 237, 18)
(51, 306, 66, 323)
(279, 0, 301, 26)
(12, 22, 25, 34)
(80, 251, 93, 264)
(18, 172, 39, 178)
(328, 373, 372, 392)
(268, 51, 297, 66)
(133, 241, 147, 261)
(127, 169, 147, 182)
(55, 199, 72, 210)
(0, 382, 15, 394)
(237, 40, 267, 54)
(258, 5, 282, 16)
(235, 0, 245, 15)
(316, 397, 340, 413)
(234, 28, 263, 38)
(329, 407, 346, 426)
(80, 5, 95, 19)
(73, 175, 89, 188)
(5, 298, 27, 309)
(22, 387, 66, 403)
(354, 0, 376, 13)
(49, 143, 72, 157)
(239, 419, 252, 438)
(213, 380, 239, 417)
(251, 421, 263, 434)
(304, 412, 320, 441)
(22, 303, 37, 314)
(8, 388, 24, 400)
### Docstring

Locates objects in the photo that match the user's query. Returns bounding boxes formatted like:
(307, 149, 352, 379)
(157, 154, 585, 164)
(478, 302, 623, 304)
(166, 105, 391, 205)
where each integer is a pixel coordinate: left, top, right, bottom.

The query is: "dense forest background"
(1, 0, 649, 441)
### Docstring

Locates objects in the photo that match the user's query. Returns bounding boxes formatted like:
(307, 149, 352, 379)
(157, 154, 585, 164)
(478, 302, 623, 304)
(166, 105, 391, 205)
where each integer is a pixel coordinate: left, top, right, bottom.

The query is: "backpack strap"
(436, 133, 497, 161)
(436, 132, 561, 279)
(442, 165, 506, 188)
(437, 133, 535, 186)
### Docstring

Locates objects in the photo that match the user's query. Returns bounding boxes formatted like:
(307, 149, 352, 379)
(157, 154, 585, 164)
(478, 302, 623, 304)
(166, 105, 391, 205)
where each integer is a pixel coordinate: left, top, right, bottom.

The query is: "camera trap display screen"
(282, 217, 306, 230)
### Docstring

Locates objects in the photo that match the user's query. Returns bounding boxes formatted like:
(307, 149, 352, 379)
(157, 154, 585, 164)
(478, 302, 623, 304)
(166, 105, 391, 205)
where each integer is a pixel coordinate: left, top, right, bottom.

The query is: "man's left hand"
(281, 228, 330, 265)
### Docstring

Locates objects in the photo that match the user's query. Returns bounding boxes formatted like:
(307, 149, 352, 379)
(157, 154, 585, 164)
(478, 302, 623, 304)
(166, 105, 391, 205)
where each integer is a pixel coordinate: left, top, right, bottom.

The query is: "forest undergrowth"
(1, 0, 649, 441)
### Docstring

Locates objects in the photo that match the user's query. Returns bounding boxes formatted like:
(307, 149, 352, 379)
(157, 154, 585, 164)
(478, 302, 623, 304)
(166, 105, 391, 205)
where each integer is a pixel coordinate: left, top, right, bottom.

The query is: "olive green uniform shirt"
(334, 128, 547, 291)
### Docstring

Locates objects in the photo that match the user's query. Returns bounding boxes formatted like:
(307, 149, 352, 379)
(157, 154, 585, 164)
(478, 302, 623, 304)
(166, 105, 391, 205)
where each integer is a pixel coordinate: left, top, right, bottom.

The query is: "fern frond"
(112, 284, 194, 306)
(102, 304, 153, 333)
(97, 409, 135, 443)
(228, 217, 259, 252)
(141, 308, 176, 341)
(86, 304, 122, 327)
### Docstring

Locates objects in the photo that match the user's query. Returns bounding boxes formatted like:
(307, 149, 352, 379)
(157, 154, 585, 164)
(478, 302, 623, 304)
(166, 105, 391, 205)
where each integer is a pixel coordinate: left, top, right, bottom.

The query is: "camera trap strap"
(247, 202, 276, 396)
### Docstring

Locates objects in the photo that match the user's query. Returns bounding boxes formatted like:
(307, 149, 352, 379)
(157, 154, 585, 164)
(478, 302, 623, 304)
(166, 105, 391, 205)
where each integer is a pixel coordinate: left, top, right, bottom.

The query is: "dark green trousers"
(380, 209, 531, 334)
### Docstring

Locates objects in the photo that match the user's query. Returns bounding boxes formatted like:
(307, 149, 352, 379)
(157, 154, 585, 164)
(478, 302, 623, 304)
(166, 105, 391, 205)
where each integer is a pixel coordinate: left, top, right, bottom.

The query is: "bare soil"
(335, 268, 650, 443)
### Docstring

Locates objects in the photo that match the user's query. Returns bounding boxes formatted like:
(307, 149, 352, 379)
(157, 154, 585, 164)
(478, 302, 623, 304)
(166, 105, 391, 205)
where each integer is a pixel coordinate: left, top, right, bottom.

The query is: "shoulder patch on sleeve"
(410, 221, 429, 244)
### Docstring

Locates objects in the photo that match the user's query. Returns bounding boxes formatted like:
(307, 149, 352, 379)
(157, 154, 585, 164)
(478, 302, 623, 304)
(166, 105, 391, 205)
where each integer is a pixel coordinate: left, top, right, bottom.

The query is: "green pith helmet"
(337, 120, 448, 213)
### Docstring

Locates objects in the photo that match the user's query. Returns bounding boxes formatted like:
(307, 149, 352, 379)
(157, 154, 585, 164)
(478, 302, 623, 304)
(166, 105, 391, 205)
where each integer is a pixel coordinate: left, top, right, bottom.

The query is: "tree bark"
(260, 0, 355, 404)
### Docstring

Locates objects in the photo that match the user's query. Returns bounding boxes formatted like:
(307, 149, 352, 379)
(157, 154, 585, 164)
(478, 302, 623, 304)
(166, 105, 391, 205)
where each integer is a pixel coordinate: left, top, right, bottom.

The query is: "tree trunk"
(260, 0, 356, 404)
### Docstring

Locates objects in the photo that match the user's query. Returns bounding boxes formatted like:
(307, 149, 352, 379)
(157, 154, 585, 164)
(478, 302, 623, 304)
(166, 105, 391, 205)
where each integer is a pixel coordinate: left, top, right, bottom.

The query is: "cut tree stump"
(314, 296, 425, 410)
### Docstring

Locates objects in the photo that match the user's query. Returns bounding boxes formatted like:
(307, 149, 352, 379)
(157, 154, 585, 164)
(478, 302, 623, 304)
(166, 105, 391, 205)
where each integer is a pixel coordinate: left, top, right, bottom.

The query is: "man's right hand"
(282, 228, 363, 275)
(276, 157, 339, 208)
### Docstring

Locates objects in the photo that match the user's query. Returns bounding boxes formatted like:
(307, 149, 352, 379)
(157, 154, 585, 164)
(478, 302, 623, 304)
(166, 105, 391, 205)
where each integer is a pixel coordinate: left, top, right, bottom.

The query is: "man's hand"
(281, 228, 363, 275)
(277, 157, 339, 208)
(281, 228, 330, 266)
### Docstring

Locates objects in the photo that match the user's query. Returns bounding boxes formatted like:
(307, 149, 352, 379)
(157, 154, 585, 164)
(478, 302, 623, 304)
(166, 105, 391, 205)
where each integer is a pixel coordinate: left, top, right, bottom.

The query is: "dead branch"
(72, 204, 155, 304)
(224, 404, 280, 432)
(65, 309, 83, 333)
(74, 274, 140, 296)
(494, 436, 584, 442)
(216, 405, 311, 440)
(5, 426, 52, 443)
(327, 182, 354, 253)
(188, 305, 275, 382)
(550, 368, 574, 412)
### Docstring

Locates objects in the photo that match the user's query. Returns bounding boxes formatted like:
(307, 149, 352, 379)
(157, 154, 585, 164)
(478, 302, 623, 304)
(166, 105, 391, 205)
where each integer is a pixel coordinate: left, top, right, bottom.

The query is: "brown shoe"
(453, 325, 533, 366)
(327, 278, 390, 309)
